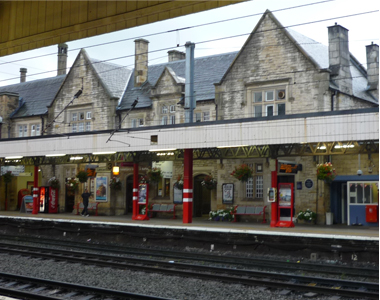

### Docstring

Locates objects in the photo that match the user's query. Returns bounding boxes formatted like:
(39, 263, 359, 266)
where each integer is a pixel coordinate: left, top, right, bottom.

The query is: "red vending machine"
(276, 183, 294, 227)
(39, 186, 58, 213)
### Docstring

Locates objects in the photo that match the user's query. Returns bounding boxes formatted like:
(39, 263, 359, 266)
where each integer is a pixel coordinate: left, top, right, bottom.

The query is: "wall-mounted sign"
(173, 186, 183, 204)
(153, 161, 173, 178)
(95, 176, 108, 202)
(222, 183, 234, 204)
(278, 162, 301, 174)
(1, 165, 25, 176)
(305, 179, 314, 189)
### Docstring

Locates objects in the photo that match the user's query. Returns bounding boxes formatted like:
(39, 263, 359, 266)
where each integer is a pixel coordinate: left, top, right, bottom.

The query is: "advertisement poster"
(96, 176, 108, 202)
(138, 184, 147, 204)
(278, 185, 292, 207)
(222, 183, 234, 204)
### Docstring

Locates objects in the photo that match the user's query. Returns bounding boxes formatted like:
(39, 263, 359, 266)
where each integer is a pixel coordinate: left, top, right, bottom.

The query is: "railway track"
(0, 235, 377, 279)
(0, 272, 173, 300)
(0, 240, 378, 299)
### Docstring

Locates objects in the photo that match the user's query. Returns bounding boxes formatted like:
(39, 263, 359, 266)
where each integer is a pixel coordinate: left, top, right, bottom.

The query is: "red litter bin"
(366, 205, 378, 223)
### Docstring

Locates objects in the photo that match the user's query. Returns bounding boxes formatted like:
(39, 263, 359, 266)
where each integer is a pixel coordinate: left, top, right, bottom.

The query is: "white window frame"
(169, 115, 175, 124)
(169, 105, 176, 113)
(30, 124, 40, 136)
(86, 111, 92, 119)
(195, 113, 201, 122)
(203, 111, 210, 122)
(162, 116, 168, 125)
(78, 122, 84, 132)
(245, 163, 264, 199)
(162, 106, 168, 114)
(86, 122, 91, 131)
(18, 125, 27, 137)
(252, 86, 286, 118)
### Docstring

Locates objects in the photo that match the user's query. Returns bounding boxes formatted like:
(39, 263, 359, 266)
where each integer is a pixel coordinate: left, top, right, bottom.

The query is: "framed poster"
(138, 183, 148, 204)
(173, 186, 183, 204)
(222, 183, 234, 204)
(95, 176, 108, 202)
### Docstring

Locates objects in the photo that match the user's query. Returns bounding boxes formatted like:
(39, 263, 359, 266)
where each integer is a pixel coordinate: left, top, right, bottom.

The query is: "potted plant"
(147, 168, 162, 183)
(209, 207, 234, 221)
(141, 203, 153, 215)
(230, 164, 253, 182)
(48, 176, 60, 189)
(66, 177, 79, 195)
(173, 175, 184, 190)
(201, 175, 217, 190)
(76, 169, 88, 183)
(317, 162, 336, 183)
(297, 209, 316, 223)
(109, 176, 122, 190)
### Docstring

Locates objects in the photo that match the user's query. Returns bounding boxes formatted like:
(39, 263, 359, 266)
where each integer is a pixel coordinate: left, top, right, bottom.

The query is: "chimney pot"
(134, 39, 149, 87)
(57, 43, 68, 76)
(168, 50, 186, 62)
(366, 42, 379, 94)
(20, 68, 27, 83)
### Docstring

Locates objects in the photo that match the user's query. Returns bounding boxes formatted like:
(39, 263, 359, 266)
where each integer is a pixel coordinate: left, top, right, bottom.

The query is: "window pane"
(86, 122, 91, 131)
(254, 92, 262, 103)
(31, 125, 36, 136)
(170, 115, 175, 124)
(162, 106, 167, 114)
(364, 183, 371, 203)
(72, 124, 77, 133)
(78, 123, 84, 132)
(131, 119, 137, 128)
(72, 113, 77, 121)
(139, 119, 144, 126)
(278, 103, 285, 116)
(36, 125, 40, 136)
(266, 105, 273, 116)
(254, 106, 262, 117)
(170, 105, 175, 113)
(265, 91, 274, 101)
(19, 126, 23, 137)
(195, 113, 201, 122)
(86, 112, 91, 119)
(256, 176, 263, 198)
(246, 177, 253, 198)
(349, 183, 356, 203)
(203, 112, 210, 121)
(162, 116, 168, 125)
(357, 184, 363, 203)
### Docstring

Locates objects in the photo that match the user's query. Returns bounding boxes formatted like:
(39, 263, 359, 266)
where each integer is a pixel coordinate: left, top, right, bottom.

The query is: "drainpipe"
(40, 116, 45, 135)
(331, 90, 337, 111)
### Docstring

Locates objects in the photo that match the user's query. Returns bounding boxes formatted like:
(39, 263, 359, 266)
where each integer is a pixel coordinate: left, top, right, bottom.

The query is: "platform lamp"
(112, 153, 119, 176)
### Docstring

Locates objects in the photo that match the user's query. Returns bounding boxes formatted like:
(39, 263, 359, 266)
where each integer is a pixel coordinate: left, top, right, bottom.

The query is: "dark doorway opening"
(65, 178, 75, 213)
(193, 174, 211, 217)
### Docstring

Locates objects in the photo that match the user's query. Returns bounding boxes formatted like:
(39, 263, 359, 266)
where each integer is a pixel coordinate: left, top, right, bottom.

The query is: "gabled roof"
(118, 51, 237, 110)
(0, 75, 65, 119)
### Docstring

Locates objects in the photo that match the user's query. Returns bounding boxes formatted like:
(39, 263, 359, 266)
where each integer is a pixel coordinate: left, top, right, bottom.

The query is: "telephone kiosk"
(276, 183, 295, 227)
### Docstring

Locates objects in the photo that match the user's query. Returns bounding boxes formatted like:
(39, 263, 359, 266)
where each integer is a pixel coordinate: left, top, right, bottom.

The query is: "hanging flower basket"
(66, 177, 79, 195)
(76, 170, 88, 183)
(317, 162, 336, 183)
(48, 176, 60, 189)
(201, 175, 217, 190)
(173, 175, 184, 190)
(147, 168, 162, 183)
(109, 176, 122, 190)
(230, 164, 253, 182)
(2, 171, 13, 184)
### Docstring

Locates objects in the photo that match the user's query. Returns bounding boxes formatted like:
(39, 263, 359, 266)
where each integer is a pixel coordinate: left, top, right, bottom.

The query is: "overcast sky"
(0, 0, 378, 87)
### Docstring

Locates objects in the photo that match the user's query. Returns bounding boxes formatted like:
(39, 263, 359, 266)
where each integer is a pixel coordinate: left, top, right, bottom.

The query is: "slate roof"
(0, 75, 65, 118)
(89, 57, 132, 99)
(118, 52, 238, 110)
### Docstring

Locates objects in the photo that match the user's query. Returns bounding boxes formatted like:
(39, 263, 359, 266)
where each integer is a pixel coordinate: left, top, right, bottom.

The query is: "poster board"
(173, 186, 183, 204)
(20, 195, 33, 213)
(222, 183, 234, 204)
(95, 176, 108, 202)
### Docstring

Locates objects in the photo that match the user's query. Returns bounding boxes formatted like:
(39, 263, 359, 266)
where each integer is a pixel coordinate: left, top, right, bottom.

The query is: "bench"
(148, 204, 176, 219)
(232, 205, 267, 223)
(75, 202, 99, 216)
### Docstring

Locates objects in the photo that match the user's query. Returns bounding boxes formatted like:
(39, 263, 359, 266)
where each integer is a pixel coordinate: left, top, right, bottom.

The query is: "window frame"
(251, 85, 287, 118)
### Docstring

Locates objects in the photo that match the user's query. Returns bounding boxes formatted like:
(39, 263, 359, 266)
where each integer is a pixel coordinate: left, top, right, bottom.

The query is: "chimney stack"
(366, 42, 379, 95)
(168, 50, 186, 62)
(328, 23, 352, 95)
(20, 68, 27, 83)
(57, 43, 68, 76)
(134, 39, 149, 87)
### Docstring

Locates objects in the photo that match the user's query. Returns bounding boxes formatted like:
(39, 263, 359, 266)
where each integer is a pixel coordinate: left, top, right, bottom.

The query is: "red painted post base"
(134, 214, 150, 221)
(275, 221, 295, 227)
(183, 201, 193, 224)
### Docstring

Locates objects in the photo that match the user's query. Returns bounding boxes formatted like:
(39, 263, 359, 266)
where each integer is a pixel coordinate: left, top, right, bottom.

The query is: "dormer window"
(69, 109, 92, 133)
(162, 106, 168, 114)
(251, 86, 287, 118)
(169, 105, 176, 113)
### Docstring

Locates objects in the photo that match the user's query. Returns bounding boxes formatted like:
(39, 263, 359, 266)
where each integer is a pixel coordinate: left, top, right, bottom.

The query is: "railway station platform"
(0, 211, 378, 265)
(0, 211, 377, 241)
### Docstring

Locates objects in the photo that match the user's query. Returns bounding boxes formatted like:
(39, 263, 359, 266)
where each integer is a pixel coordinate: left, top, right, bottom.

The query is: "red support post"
(32, 165, 39, 215)
(270, 159, 278, 227)
(132, 163, 139, 220)
(183, 149, 193, 223)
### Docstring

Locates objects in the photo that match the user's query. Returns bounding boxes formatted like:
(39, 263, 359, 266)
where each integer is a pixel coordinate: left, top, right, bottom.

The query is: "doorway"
(65, 178, 75, 213)
(126, 175, 134, 215)
(193, 174, 211, 217)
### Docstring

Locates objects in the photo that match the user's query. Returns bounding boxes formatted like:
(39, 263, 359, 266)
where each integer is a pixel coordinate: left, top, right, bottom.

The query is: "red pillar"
(132, 163, 139, 220)
(183, 149, 193, 223)
(32, 165, 39, 214)
(270, 159, 278, 227)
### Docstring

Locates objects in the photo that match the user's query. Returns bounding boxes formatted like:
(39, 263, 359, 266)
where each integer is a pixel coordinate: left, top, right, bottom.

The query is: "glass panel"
(254, 92, 262, 103)
(372, 183, 378, 203)
(31, 125, 36, 136)
(78, 123, 84, 132)
(357, 183, 363, 203)
(72, 113, 77, 121)
(139, 119, 144, 126)
(246, 177, 253, 198)
(86, 112, 91, 119)
(266, 105, 273, 116)
(203, 112, 210, 121)
(131, 119, 137, 128)
(349, 183, 356, 203)
(170, 105, 175, 113)
(86, 122, 91, 131)
(162, 106, 167, 114)
(256, 176, 263, 198)
(170, 115, 175, 124)
(195, 113, 201, 122)
(364, 183, 371, 203)
(254, 105, 262, 117)
(19, 126, 23, 137)
(72, 124, 77, 133)
(162, 116, 168, 125)
(278, 103, 285, 115)
(79, 112, 85, 120)
(265, 91, 274, 101)
(36, 124, 40, 136)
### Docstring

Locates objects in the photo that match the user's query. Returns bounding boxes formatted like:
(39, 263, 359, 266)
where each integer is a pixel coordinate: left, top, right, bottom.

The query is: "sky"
(0, 0, 378, 87)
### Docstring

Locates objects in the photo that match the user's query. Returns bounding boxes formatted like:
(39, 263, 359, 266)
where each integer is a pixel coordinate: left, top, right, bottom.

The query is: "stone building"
(0, 10, 378, 225)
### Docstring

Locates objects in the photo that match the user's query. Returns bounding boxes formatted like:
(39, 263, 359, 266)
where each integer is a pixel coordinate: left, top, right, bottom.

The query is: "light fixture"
(217, 145, 248, 148)
(317, 146, 326, 150)
(92, 151, 116, 155)
(149, 148, 177, 152)
(5, 156, 23, 159)
(45, 154, 66, 157)
(334, 144, 354, 149)
(112, 166, 120, 176)
(70, 156, 83, 160)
